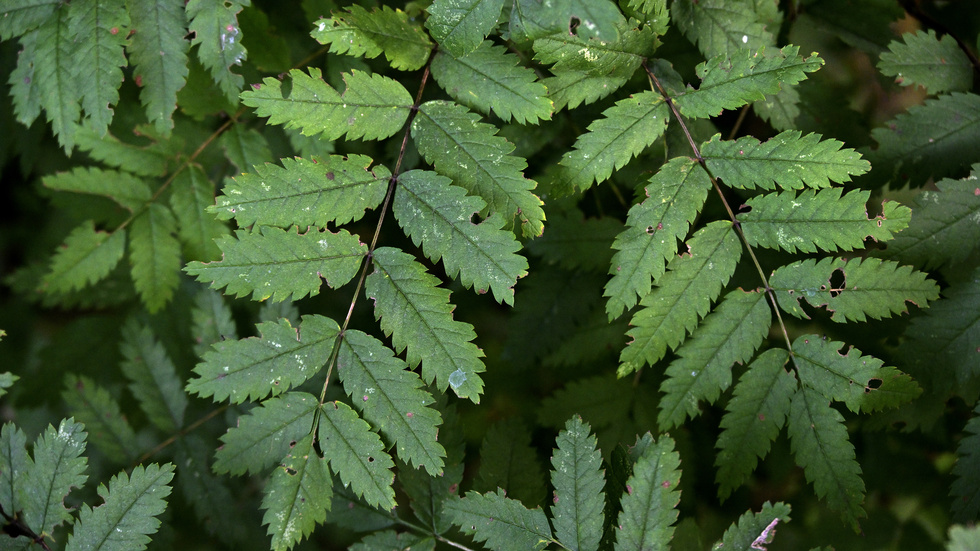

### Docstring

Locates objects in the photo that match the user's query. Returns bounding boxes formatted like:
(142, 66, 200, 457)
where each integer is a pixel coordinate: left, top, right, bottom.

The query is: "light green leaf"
(619, 221, 742, 375)
(446, 489, 553, 551)
(771, 257, 939, 323)
(430, 40, 552, 124)
(365, 247, 486, 402)
(614, 434, 680, 551)
(605, 158, 712, 319)
(126, 0, 189, 134)
(33, 7, 78, 150)
(129, 203, 182, 312)
(879, 30, 972, 94)
(701, 131, 870, 190)
(394, 170, 528, 304)
(715, 349, 795, 500)
(213, 155, 390, 228)
(792, 336, 889, 413)
(242, 68, 413, 141)
(787, 387, 865, 531)
(120, 319, 188, 432)
(219, 125, 272, 173)
(43, 166, 153, 211)
(61, 375, 138, 464)
(261, 434, 332, 551)
(43, 221, 126, 294)
(74, 128, 170, 177)
(337, 330, 445, 475)
(740, 190, 911, 253)
(474, 418, 547, 507)
(674, 46, 823, 120)
(412, 100, 545, 238)
(311, 5, 433, 71)
(65, 463, 175, 551)
(426, 0, 504, 57)
(713, 502, 791, 551)
(671, 0, 772, 59)
(551, 416, 604, 551)
(23, 419, 88, 536)
(318, 401, 396, 511)
(187, 314, 338, 404)
(67, 0, 128, 136)
(556, 90, 669, 193)
(185, 226, 367, 302)
(952, 403, 980, 522)
(186, 0, 248, 102)
(214, 392, 319, 476)
(659, 290, 771, 430)
(0, 0, 58, 40)
(170, 164, 227, 262)
(626, 0, 669, 36)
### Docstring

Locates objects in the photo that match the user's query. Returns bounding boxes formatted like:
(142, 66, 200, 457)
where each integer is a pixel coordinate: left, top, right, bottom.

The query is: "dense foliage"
(1, 0, 979, 549)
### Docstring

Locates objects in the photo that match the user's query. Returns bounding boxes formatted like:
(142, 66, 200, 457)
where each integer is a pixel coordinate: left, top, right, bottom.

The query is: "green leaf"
(426, 0, 504, 57)
(73, 128, 170, 177)
(445, 489, 553, 551)
(551, 416, 605, 551)
(952, 404, 980, 522)
(430, 41, 552, 124)
(0, 0, 58, 40)
(614, 434, 681, 551)
(65, 463, 175, 551)
(878, 165, 980, 269)
(741, 190, 911, 253)
(659, 290, 771, 430)
(538, 375, 638, 454)
(185, 226, 366, 302)
(311, 5, 433, 71)
(67, 0, 128, 136)
(337, 330, 445, 475)
(857, 365, 921, 413)
(10, 29, 42, 126)
(129, 203, 182, 312)
(242, 68, 413, 141)
(23, 419, 88, 535)
(186, 0, 248, 102)
(509, 0, 623, 43)
(42, 221, 126, 294)
(219, 125, 272, 173)
(170, 164, 228, 262)
(260, 434, 332, 551)
(43, 166, 153, 211)
(525, 210, 622, 273)
(555, 90, 669, 193)
(605, 158, 712, 319)
(701, 131, 870, 190)
(212, 154, 391, 228)
(715, 349, 796, 500)
(33, 7, 79, 150)
(365, 247, 486, 402)
(120, 319, 188, 432)
(190, 288, 237, 356)
(878, 30, 972, 95)
(173, 435, 243, 546)
(673, 46, 823, 120)
(791, 336, 889, 412)
(351, 530, 436, 551)
(625, 0, 668, 35)
(412, 100, 545, 238)
(213, 391, 319, 476)
(187, 314, 338, 404)
(126, 0, 189, 134)
(754, 86, 801, 131)
(787, 387, 865, 531)
(770, 257, 939, 323)
(474, 418, 546, 507)
(671, 0, 772, 59)
(318, 401, 396, 511)
(0, 423, 30, 517)
(713, 502, 791, 551)
(869, 92, 980, 187)
(394, 170, 528, 304)
(619, 220, 742, 375)
(61, 375, 138, 464)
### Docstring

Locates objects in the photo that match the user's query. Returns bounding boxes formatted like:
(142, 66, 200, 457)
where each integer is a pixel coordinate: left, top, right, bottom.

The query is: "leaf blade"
(550, 416, 605, 551)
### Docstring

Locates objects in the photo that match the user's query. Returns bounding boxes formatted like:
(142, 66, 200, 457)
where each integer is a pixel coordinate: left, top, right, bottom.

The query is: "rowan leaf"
(445, 489, 553, 551)
(474, 419, 546, 507)
(43, 221, 126, 295)
(318, 401, 396, 511)
(33, 7, 79, 150)
(791, 336, 900, 413)
(61, 375, 138, 464)
(186, 0, 248, 102)
(878, 30, 972, 95)
(550, 416, 605, 551)
(260, 434, 332, 551)
(951, 404, 980, 522)
(129, 203, 182, 312)
(67, 0, 128, 136)
(22, 419, 88, 536)
(119, 319, 188, 432)
(43, 166, 153, 212)
(426, 0, 504, 57)
(0, 0, 58, 40)
(672, 0, 772, 59)
(311, 5, 433, 71)
(614, 434, 681, 551)
(126, 0, 189, 134)
(170, 164, 227, 262)
(713, 502, 792, 551)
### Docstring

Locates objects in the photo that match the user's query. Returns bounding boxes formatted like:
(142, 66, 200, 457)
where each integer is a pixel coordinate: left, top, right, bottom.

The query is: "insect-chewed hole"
(866, 378, 883, 391)
(569, 16, 581, 35)
(829, 268, 846, 298)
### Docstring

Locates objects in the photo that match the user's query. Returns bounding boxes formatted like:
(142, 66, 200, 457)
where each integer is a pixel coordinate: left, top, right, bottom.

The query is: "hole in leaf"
(866, 378, 883, 391)
(569, 16, 581, 35)
(326, 171, 335, 180)
(367, 456, 374, 463)
(470, 212, 483, 225)
(284, 467, 297, 475)
(829, 268, 846, 298)
(646, 225, 656, 235)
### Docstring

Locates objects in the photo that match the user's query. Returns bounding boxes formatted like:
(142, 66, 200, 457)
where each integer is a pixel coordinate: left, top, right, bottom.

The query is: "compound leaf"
(61, 375, 138, 464)
(213, 392, 319, 476)
(605, 158, 712, 319)
(186, 0, 248, 102)
(260, 434, 332, 551)
(187, 314, 338, 404)
(126, 0, 189, 134)
(212, 155, 391, 228)
(619, 221, 742, 375)
(393, 170, 528, 304)
(412, 100, 545, 238)
(129, 203, 182, 312)
(770, 257, 939, 323)
(550, 416, 604, 551)
(614, 434, 681, 551)
(318, 401, 396, 511)
(445, 489, 553, 551)
(43, 221, 126, 295)
(311, 5, 432, 71)
(337, 330, 445, 476)
(426, 0, 504, 57)
(185, 226, 366, 302)
(22, 419, 88, 536)
(701, 131, 870, 190)
(787, 387, 865, 531)
(120, 320, 188, 432)
(878, 30, 972, 95)
(65, 463, 175, 551)
(242, 68, 413, 142)
(365, 247, 486, 402)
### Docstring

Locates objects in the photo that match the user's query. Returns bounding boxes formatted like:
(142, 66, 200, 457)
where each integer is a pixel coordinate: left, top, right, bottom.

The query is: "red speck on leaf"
(362, 395, 369, 401)
(326, 172, 335, 180)
(135, 75, 143, 87)
(758, 413, 766, 421)
(626, 485, 633, 495)
(406, 412, 414, 418)
(553, 492, 559, 504)
(661, 481, 670, 488)
(974, 188, 980, 196)
(110, 27, 119, 35)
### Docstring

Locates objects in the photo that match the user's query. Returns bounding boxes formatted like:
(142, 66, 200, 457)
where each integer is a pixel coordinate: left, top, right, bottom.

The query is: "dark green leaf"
(317, 401, 396, 511)
(260, 434, 332, 551)
(214, 392, 319, 476)
(445, 489, 553, 551)
(311, 5, 433, 71)
(551, 416, 605, 551)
